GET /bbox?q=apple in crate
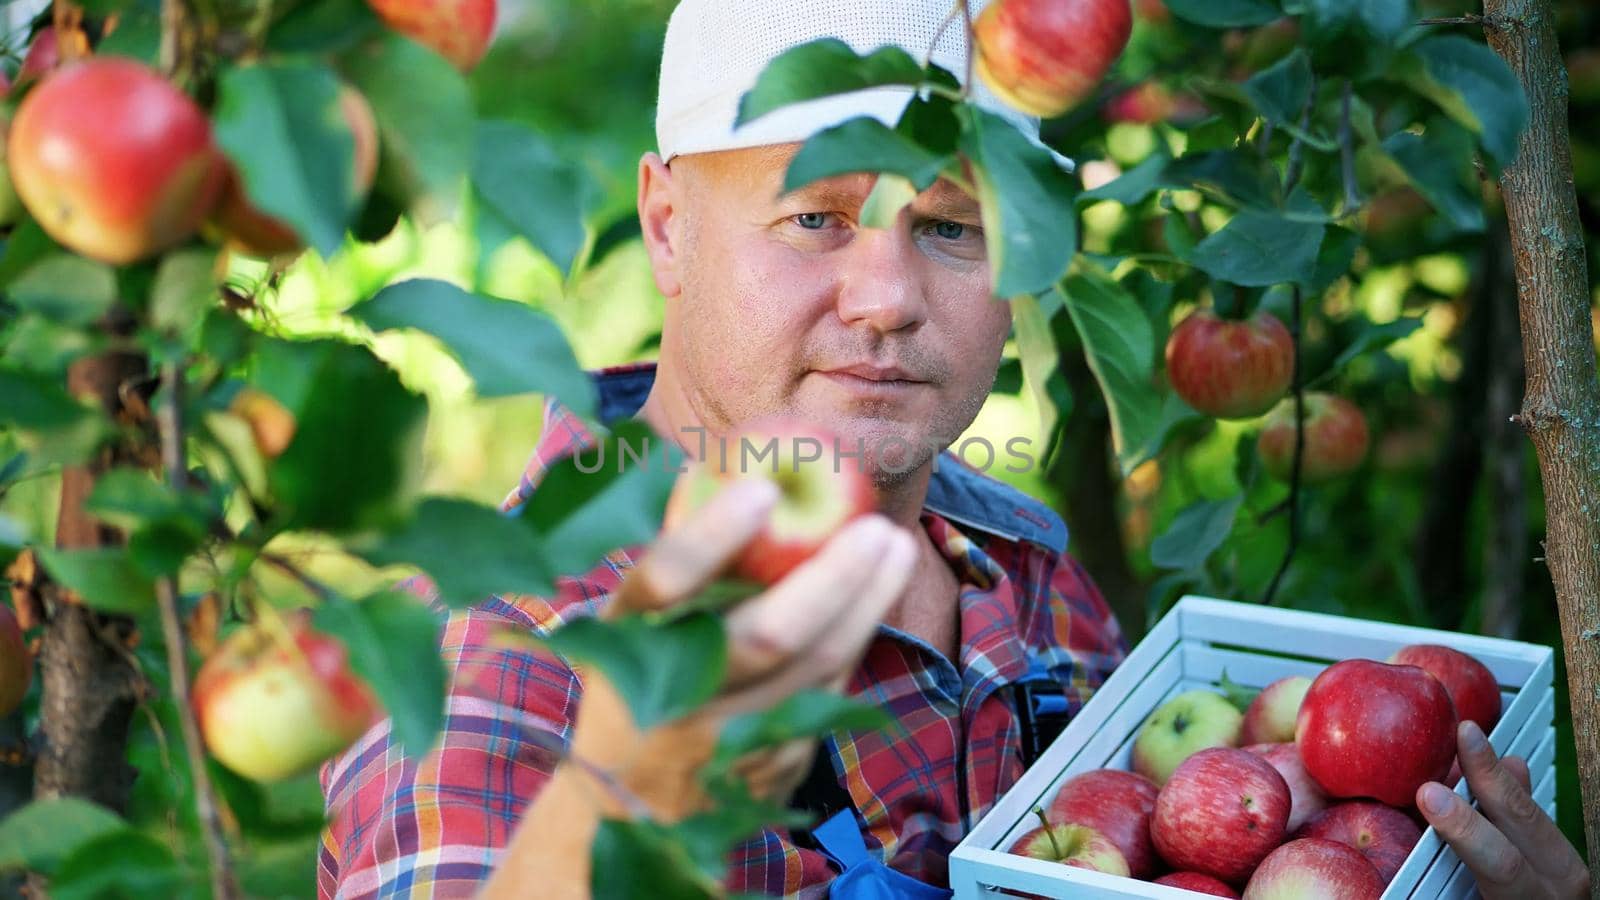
[1244,743,1329,832]
[1295,659,1456,807]
[1153,872,1241,897]
[1239,675,1311,745]
[1047,769,1160,878]
[1242,838,1384,900]
[1008,808,1130,876]
[1151,748,1290,885]
[1294,801,1421,885]
[1388,643,1502,733]
[1132,689,1243,786]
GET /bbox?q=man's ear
[637,152,684,299]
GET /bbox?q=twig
[153,361,239,900]
[1282,80,1315,195]
[260,552,335,602]
[960,0,974,99]
[1418,14,1496,26]
[921,0,963,70]
[1263,284,1305,607]
[1338,80,1362,215]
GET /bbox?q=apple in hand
[193,610,382,782]
[8,58,226,264]
[1154,872,1240,897]
[1244,743,1329,832]
[1240,675,1311,745]
[1295,659,1456,807]
[1165,309,1294,420]
[974,0,1132,118]
[1295,801,1421,885]
[1388,644,1501,734]
[1257,393,1369,484]
[1047,769,1160,878]
[0,603,30,717]
[663,418,877,586]
[1132,689,1243,786]
[1009,808,1130,876]
[366,0,497,71]
[1242,838,1384,900]
[1151,747,1290,885]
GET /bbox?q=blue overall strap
[812,810,955,900]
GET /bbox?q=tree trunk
[1481,0,1600,882]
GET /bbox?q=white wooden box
[949,595,1557,899]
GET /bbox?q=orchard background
[0,0,1596,896]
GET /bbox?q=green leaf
[471,120,596,276]
[84,468,210,535]
[353,279,597,414]
[0,798,128,875]
[784,117,951,193]
[313,592,446,758]
[673,780,812,879]
[858,173,918,231]
[255,339,427,534]
[711,691,890,772]
[1187,209,1325,287]
[8,255,116,325]
[1311,316,1423,385]
[958,107,1078,298]
[1150,495,1244,571]
[1305,225,1360,294]
[0,316,99,376]
[1162,0,1283,28]
[1382,127,1486,232]
[0,369,109,465]
[0,222,60,290]
[1162,151,1281,210]
[737,39,935,125]
[543,614,726,731]
[268,0,384,54]
[1402,35,1528,170]
[1296,0,1412,76]
[50,830,185,900]
[33,548,155,613]
[212,61,357,257]
[355,498,562,603]
[1218,669,1260,713]
[149,249,221,339]
[1243,49,1323,145]
[1012,294,1069,454]
[1080,148,1171,206]
[1059,274,1163,475]
[592,818,722,900]
[344,35,474,218]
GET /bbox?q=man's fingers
[1501,755,1532,793]
[1453,721,1580,881]
[608,478,778,617]
[1418,781,1540,895]
[722,516,911,686]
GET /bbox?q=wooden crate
[949,596,1556,899]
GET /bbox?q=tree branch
[1339,80,1362,215]
[1263,284,1305,607]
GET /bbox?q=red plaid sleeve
[1039,552,1128,713]
[318,598,581,900]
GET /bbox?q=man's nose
[834,226,928,333]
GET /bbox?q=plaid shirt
[319,363,1127,899]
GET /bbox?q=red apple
[193,610,382,782]
[1256,393,1369,483]
[1103,82,1208,125]
[1244,743,1330,832]
[1242,838,1384,900]
[366,0,497,72]
[974,0,1132,118]
[14,26,81,87]
[1132,689,1243,786]
[1154,872,1240,897]
[663,418,877,586]
[1295,801,1421,885]
[1239,675,1311,746]
[212,84,380,258]
[1009,809,1130,876]
[1388,644,1501,734]
[1151,747,1290,885]
[0,603,31,717]
[1047,769,1161,878]
[1295,659,1456,807]
[1165,309,1294,420]
[9,58,226,264]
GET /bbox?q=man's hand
[568,478,918,821]
[1417,720,1590,899]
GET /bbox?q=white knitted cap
[654,0,1043,162]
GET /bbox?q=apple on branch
[1131,689,1243,786]
[974,0,1132,118]
[1241,837,1384,900]
[365,0,497,72]
[1151,747,1291,885]
[1165,309,1295,420]
[1387,644,1502,734]
[193,611,382,782]
[1294,659,1456,807]
[1257,393,1370,484]
[1046,769,1161,878]
[1294,800,1422,885]
[1008,808,1130,877]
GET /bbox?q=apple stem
[959,0,973,98]
[1032,807,1063,858]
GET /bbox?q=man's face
[644,143,1012,486]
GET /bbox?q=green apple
[1131,689,1243,786]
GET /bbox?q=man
[319,1,1590,897]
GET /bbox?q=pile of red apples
[1010,645,1501,899]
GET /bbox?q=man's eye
[932,221,967,240]
[794,212,830,230]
